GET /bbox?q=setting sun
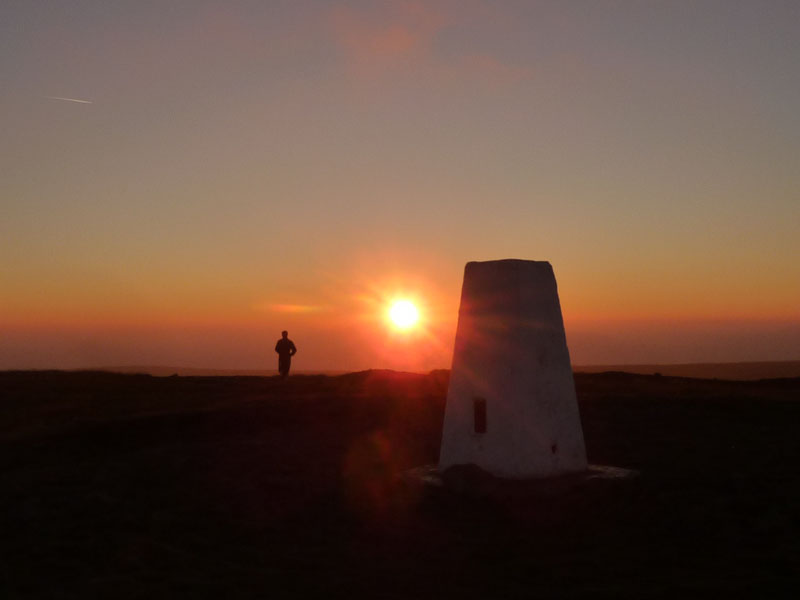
[388,300,419,330]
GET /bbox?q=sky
[2,0,799,372]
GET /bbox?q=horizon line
[3,360,800,381]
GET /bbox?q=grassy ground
[1,370,798,598]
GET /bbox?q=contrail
[45,96,93,104]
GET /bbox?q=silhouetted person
[275,330,297,379]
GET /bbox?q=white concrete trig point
[439,259,588,479]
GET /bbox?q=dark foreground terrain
[1,370,799,598]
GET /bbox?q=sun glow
[388,299,419,330]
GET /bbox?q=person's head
[281,330,288,339]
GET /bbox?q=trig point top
[439,259,587,479]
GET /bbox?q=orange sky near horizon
[3,251,798,371]
[2,1,799,371]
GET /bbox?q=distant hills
[573,361,800,380]
[73,361,800,380]
[79,366,347,377]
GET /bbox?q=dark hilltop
[1,369,799,598]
